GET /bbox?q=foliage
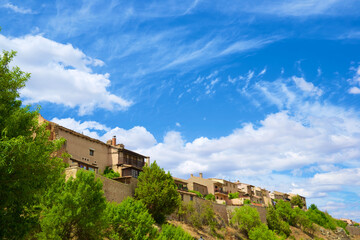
[38,170,107,240]
[267,205,291,237]
[156,224,193,240]
[306,204,337,230]
[103,166,120,179]
[290,195,304,209]
[244,199,251,204]
[0,49,65,239]
[135,161,180,224]
[248,224,280,240]
[205,193,216,201]
[105,197,157,240]
[293,207,314,234]
[189,190,203,198]
[229,192,240,199]
[354,223,359,227]
[230,205,262,236]
[274,200,297,226]
[181,200,217,231]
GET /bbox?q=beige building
[39,115,149,179]
[188,173,228,204]
[173,177,197,202]
[288,193,307,210]
[270,191,290,202]
[187,181,208,196]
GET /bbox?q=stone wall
[65,167,136,203]
[347,226,360,236]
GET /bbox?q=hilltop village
[39,115,306,209]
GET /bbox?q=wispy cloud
[2,2,33,14]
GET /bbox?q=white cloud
[349,87,360,94]
[2,2,33,14]
[292,76,323,96]
[258,67,267,76]
[311,168,360,186]
[176,122,181,127]
[0,34,132,115]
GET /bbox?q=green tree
[266,205,291,237]
[135,161,181,223]
[230,205,262,236]
[103,166,120,179]
[248,224,280,240]
[156,224,193,240]
[244,199,251,204]
[105,197,157,240]
[0,49,65,239]
[290,194,304,209]
[38,170,107,239]
[205,193,215,201]
[229,192,240,199]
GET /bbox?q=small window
[190,196,193,201]
[89,149,94,156]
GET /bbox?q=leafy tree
[0,49,65,239]
[248,224,280,240]
[38,170,107,239]
[267,205,291,237]
[205,193,215,201]
[156,224,193,240]
[231,205,262,236]
[274,200,297,226]
[229,192,240,199]
[306,204,337,230]
[105,197,157,240]
[135,161,181,223]
[244,199,251,204]
[290,194,304,209]
[103,166,120,179]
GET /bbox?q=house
[288,193,307,210]
[270,191,290,202]
[187,173,228,204]
[187,181,208,196]
[39,115,149,179]
[173,177,197,202]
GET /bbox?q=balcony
[215,189,228,195]
[118,157,145,168]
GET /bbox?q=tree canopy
[0,49,65,239]
[135,161,181,224]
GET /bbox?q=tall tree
[135,161,181,224]
[38,170,107,239]
[0,49,65,238]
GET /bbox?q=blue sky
[1,0,360,221]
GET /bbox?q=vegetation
[156,224,193,240]
[189,190,203,198]
[0,49,66,239]
[248,224,280,240]
[205,193,215,201]
[290,194,304,209]
[38,170,107,239]
[306,204,347,232]
[229,192,240,199]
[103,166,120,179]
[244,199,251,204]
[105,197,157,240]
[135,161,181,224]
[266,205,291,237]
[231,205,262,236]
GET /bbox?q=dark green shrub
[229,192,240,199]
[103,166,120,179]
[267,205,291,237]
[306,204,336,230]
[244,199,251,204]
[205,193,215,201]
[290,195,304,209]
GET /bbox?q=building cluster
[40,115,306,208]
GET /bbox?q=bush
[354,223,359,227]
[267,205,291,237]
[231,205,262,236]
[183,200,217,231]
[249,224,280,240]
[103,166,120,179]
[306,204,337,230]
[189,190,203,198]
[104,197,157,240]
[205,193,215,201]
[244,199,251,204]
[290,195,304,209]
[156,224,193,240]
[229,192,240,199]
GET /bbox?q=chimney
[112,136,116,146]
[199,173,203,178]
[145,156,150,166]
[191,174,193,177]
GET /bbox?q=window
[89,149,94,156]
[190,196,193,201]
[131,169,139,178]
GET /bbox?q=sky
[1,0,360,221]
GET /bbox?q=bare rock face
[334,227,350,240]
[319,227,350,240]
